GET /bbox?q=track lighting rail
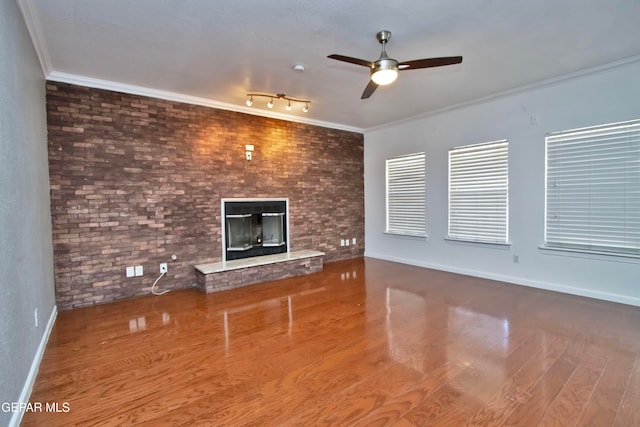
[246,92,310,112]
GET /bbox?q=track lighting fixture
[245,92,310,113]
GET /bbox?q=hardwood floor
[23,257,640,426]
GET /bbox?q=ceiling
[20,0,640,131]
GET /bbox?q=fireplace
[222,198,288,261]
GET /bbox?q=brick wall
[46,82,364,310]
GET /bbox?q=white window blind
[386,152,426,237]
[545,119,640,256]
[448,140,509,244]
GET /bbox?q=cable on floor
[151,272,170,296]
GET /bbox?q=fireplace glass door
[262,213,285,246]
[226,214,252,251]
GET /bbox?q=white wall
[364,59,640,306]
[0,0,56,425]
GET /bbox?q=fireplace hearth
[222,199,288,261]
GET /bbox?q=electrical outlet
[345,239,350,246]
[340,239,345,247]
[126,266,135,278]
[352,238,356,245]
[135,265,143,276]
[160,263,168,273]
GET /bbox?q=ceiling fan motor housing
[371,30,399,85]
[372,58,399,74]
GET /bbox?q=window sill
[538,245,640,263]
[384,231,428,240]
[444,236,511,249]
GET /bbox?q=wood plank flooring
[22,257,640,426]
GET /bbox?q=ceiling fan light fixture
[371,59,399,85]
[302,102,309,113]
[267,98,274,108]
[285,100,292,111]
[371,68,398,85]
[246,96,253,107]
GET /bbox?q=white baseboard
[364,251,640,307]
[9,304,57,427]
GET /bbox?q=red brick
[47,82,364,310]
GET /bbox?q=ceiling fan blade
[328,54,373,68]
[398,56,463,70]
[361,80,378,99]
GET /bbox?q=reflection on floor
[23,257,640,426]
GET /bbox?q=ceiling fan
[328,30,462,99]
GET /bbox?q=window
[386,152,426,237]
[545,119,640,257]
[448,140,509,244]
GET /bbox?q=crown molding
[15,0,362,134]
[46,72,363,134]
[367,54,640,133]
[17,0,53,75]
